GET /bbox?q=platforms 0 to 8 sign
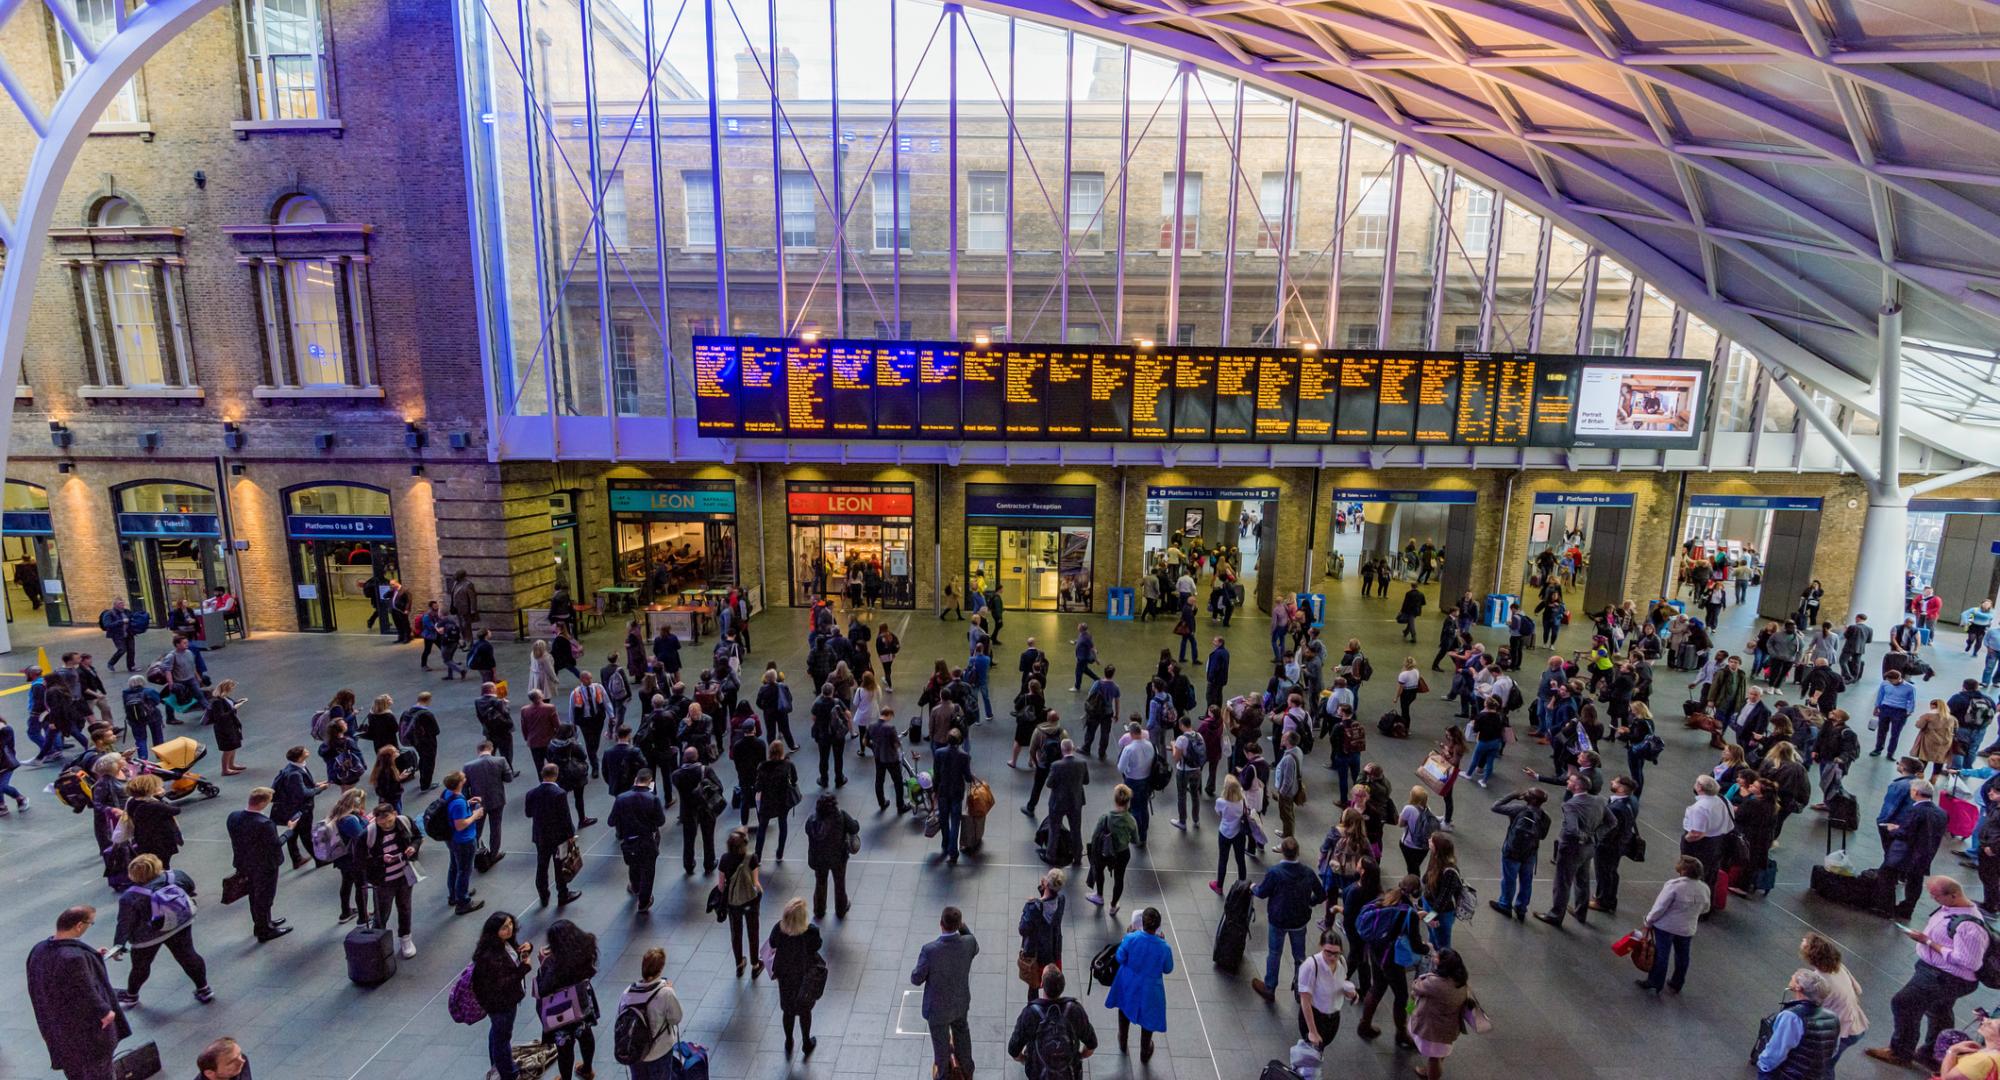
[691,336,1707,450]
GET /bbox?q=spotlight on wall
[222,421,245,451]
[229,463,247,476]
[448,431,471,450]
[1301,342,1318,353]
[404,422,428,450]
[801,331,819,344]
[56,461,74,474]
[314,432,336,452]
[973,333,990,348]
[1137,339,1155,350]
[410,464,426,477]
[48,421,71,449]
[137,431,161,451]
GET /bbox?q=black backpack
[1084,686,1111,721]
[1180,733,1207,769]
[1028,999,1080,1075]
[1088,943,1120,992]
[612,984,665,1065]
[1038,733,1063,770]
[420,793,456,842]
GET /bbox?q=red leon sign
[788,490,915,517]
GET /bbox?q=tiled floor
[0,568,1968,1079]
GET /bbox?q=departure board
[689,336,1707,449]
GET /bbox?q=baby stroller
[902,750,934,818]
[134,737,222,803]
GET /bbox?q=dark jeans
[876,759,908,811]
[339,863,370,922]
[1089,849,1130,905]
[1125,774,1152,842]
[813,862,849,917]
[1217,829,1249,889]
[488,1005,519,1080]
[447,838,476,906]
[535,842,570,902]
[1176,768,1203,824]
[551,1025,595,1080]
[816,737,846,786]
[1874,707,1911,755]
[928,1016,973,1076]
[1889,961,1976,1059]
[374,875,414,937]
[1026,766,1051,815]
[1643,929,1692,990]
[682,816,716,874]
[108,633,137,671]
[1498,856,1532,912]
[756,809,789,861]
[940,801,965,859]
[728,905,760,964]
[626,843,659,907]
[1593,847,1623,912]
[126,930,207,994]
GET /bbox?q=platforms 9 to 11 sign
[693,336,1709,451]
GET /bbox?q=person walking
[1018,870,1067,1003]
[225,787,293,943]
[1354,875,1428,1049]
[1212,773,1252,893]
[525,764,583,907]
[463,742,510,871]
[271,747,327,869]
[1866,876,1991,1069]
[1409,949,1474,1080]
[670,746,721,876]
[535,920,601,1080]
[362,801,421,958]
[1420,834,1465,950]
[809,683,851,789]
[616,947,685,1080]
[1635,855,1712,994]
[1072,624,1100,693]
[718,827,765,978]
[1169,716,1206,830]
[108,854,211,1006]
[1116,723,1156,847]
[934,731,975,864]
[28,906,130,1080]
[754,741,800,862]
[770,898,826,1058]
[1296,930,1357,1053]
[439,771,486,916]
[1251,835,1326,1002]
[546,723,597,828]
[912,905,981,1076]
[869,707,908,814]
[470,914,534,1080]
[1085,785,1139,915]
[608,767,666,912]
[804,791,859,919]
[1874,668,1919,757]
[1009,966,1098,1078]
[1104,907,1174,1062]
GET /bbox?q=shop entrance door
[122,538,225,622]
[970,527,1092,612]
[790,523,915,607]
[2,535,69,627]
[291,541,400,632]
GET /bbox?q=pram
[134,737,222,803]
[901,750,934,818]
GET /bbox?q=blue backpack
[666,1040,709,1079]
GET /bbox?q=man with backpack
[1082,668,1119,760]
[429,771,484,915]
[608,768,667,912]
[670,746,722,876]
[474,684,517,779]
[1864,876,1992,1069]
[225,788,294,942]
[1534,772,1607,928]
[1170,716,1206,830]
[1008,966,1097,1079]
[1206,638,1230,710]
[1949,680,1996,770]
[271,747,327,869]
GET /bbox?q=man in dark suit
[28,906,129,1080]
[524,764,581,905]
[670,746,720,875]
[388,581,413,643]
[462,741,510,868]
[932,731,974,865]
[226,788,293,941]
[270,747,325,869]
[1734,685,1774,745]
[910,906,980,1078]
[1018,639,1045,695]
[600,725,646,798]
[1047,739,1090,865]
[1205,638,1230,709]
[1882,779,1951,921]
[608,768,668,912]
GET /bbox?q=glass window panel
[780,172,818,250]
[1680,315,1719,361]
[1436,175,1491,352]
[243,0,325,120]
[1335,131,1393,347]
[682,170,716,248]
[955,7,1010,338]
[1010,19,1068,342]
[106,262,168,387]
[1389,156,1443,348]
[286,258,346,385]
[1538,227,1589,353]
[1063,34,1123,343]
[1223,87,1289,347]
[602,169,628,248]
[1633,284,1676,357]
[1279,109,1341,345]
[1713,342,1760,432]
[1488,203,1541,350]
[1158,171,1202,250]
[871,171,912,251]
[896,0,952,340]
[837,0,894,334]
[610,322,640,415]
[1589,256,1633,353]
[775,0,834,334]
[1763,373,1799,432]
[710,0,780,333]
[1119,51,1180,345]
[967,172,1006,251]
[58,0,139,122]
[1170,71,1229,345]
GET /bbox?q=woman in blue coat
[1104,906,1174,1062]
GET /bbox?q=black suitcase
[1826,793,1860,832]
[345,924,398,985]
[1213,881,1255,969]
[1259,1064,1304,1080]
[113,1042,162,1080]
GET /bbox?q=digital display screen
[689,336,1707,449]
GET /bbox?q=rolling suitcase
[1825,793,1860,832]
[346,922,398,985]
[1753,858,1778,896]
[959,811,986,854]
[1213,880,1255,970]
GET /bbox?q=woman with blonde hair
[324,787,372,924]
[527,639,557,699]
[1397,787,1436,876]
[1913,698,1956,779]
[121,772,181,868]
[206,679,246,775]
[767,897,825,1058]
[1211,773,1251,894]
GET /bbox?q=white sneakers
[400,936,417,959]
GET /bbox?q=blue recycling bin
[1485,593,1519,628]
[1295,592,1326,628]
[1107,587,1134,621]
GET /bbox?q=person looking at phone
[471,912,535,1080]
[1865,876,1989,1070]
[442,771,485,916]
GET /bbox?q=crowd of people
[19,551,2000,1080]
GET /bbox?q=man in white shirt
[1117,723,1157,847]
[1679,775,1734,891]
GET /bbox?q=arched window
[95,199,168,387]
[237,195,378,394]
[277,197,346,385]
[57,197,197,394]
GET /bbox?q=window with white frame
[1068,172,1105,250]
[222,194,378,392]
[1460,187,1493,256]
[275,197,346,385]
[104,261,168,386]
[1158,173,1200,251]
[1351,182,1390,255]
[611,322,640,415]
[1255,172,1297,250]
[1346,323,1378,348]
[682,171,716,249]
[61,197,198,391]
[240,0,328,121]
[780,172,816,248]
[968,172,1006,252]
[602,170,629,247]
[55,0,140,123]
[1453,325,1480,351]
[1588,327,1622,355]
[873,172,912,252]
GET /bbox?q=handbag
[758,938,777,972]
[537,980,597,1034]
[1416,676,1431,694]
[1017,949,1042,987]
[221,871,251,906]
[1462,1002,1494,1035]
[556,837,582,883]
